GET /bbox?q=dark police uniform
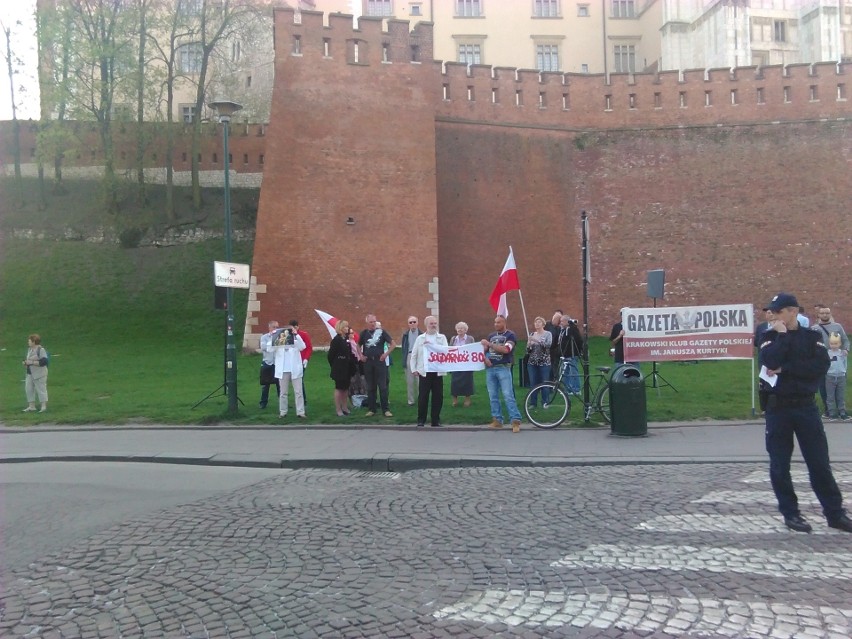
[759,309,847,526]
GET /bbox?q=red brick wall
[0,121,268,173]
[250,9,440,342]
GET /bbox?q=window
[534,0,559,17]
[178,0,202,17]
[612,0,635,18]
[246,75,252,88]
[613,44,635,72]
[180,104,197,123]
[458,43,481,66]
[577,4,589,17]
[231,40,241,63]
[366,0,393,16]
[178,43,203,73]
[536,44,559,71]
[580,63,589,73]
[774,20,786,43]
[456,0,482,17]
[410,3,422,15]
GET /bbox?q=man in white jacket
[409,316,448,428]
[273,326,307,419]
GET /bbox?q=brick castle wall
[246,10,440,348]
[248,8,851,346]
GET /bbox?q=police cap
[766,292,799,313]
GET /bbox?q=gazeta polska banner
[622,303,754,362]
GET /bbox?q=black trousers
[364,358,389,412]
[417,372,444,426]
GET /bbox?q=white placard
[213,261,251,289]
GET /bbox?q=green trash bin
[609,364,647,436]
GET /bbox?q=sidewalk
[2,420,852,470]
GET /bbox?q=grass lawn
[0,236,781,426]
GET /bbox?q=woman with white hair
[450,321,475,407]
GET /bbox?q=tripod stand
[192,312,245,409]
[647,297,678,393]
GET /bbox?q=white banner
[622,303,754,362]
[424,342,487,373]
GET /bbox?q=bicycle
[524,358,612,428]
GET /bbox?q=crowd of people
[256,310,592,433]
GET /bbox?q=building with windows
[661,0,852,71]
[351,0,852,76]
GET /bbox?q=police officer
[759,292,852,533]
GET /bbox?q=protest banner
[623,303,754,362]
[423,342,487,373]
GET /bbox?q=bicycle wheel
[525,383,570,429]
[595,384,611,424]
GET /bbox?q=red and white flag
[488,248,521,318]
[314,309,339,339]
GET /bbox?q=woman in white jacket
[273,327,307,419]
[408,316,448,428]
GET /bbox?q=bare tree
[2,19,24,206]
[188,0,261,210]
[146,0,198,219]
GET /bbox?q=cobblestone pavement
[2,463,851,638]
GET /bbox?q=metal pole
[581,210,590,413]
[222,117,238,415]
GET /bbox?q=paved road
[1,462,851,638]
[0,463,281,571]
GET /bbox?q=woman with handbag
[23,334,49,413]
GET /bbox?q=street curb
[0,453,819,471]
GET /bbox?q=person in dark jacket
[759,292,852,534]
[558,315,583,393]
[328,320,355,417]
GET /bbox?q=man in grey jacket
[812,306,849,417]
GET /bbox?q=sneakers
[384,410,393,418]
[841,414,851,421]
[488,419,503,429]
[828,514,852,533]
[22,407,36,412]
[784,514,813,533]
[365,411,375,417]
[826,415,838,422]
[511,419,521,433]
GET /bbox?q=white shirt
[409,331,449,376]
[273,333,306,379]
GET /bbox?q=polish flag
[488,248,521,318]
[314,309,339,339]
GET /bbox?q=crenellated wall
[435,61,849,129]
[245,9,441,350]
[245,8,852,349]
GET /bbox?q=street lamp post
[211,99,243,415]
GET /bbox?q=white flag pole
[509,245,531,337]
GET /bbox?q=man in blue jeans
[481,314,522,433]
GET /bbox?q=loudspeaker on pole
[214,285,228,309]
[647,269,665,299]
